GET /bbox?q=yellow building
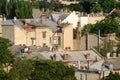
[1,19,73,50]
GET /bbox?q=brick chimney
[53,54,56,60]
[63,54,68,60]
[106,52,110,59]
[113,53,116,58]
[85,32,89,50]
[85,53,90,60]
[78,61,81,69]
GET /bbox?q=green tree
[6,0,16,19]
[31,60,76,80]
[73,28,77,39]
[90,3,102,13]
[15,0,32,19]
[95,41,114,57]
[83,24,93,33]
[0,70,10,80]
[116,42,120,57]
[9,58,33,80]
[0,0,7,15]
[90,16,120,38]
[108,72,120,80]
[68,3,84,12]
[0,37,14,70]
[98,0,117,13]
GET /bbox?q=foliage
[0,70,10,80]
[0,37,14,66]
[81,1,92,13]
[6,0,16,19]
[95,41,114,57]
[98,0,117,13]
[73,28,77,39]
[90,3,102,13]
[15,0,32,19]
[67,3,84,12]
[116,42,120,57]
[9,58,33,80]
[108,72,120,80]
[83,24,93,33]
[31,60,76,80]
[90,16,120,38]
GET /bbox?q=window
[42,31,46,38]
[31,37,36,45]
[53,36,61,46]
[49,37,51,44]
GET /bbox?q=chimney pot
[53,54,56,60]
[63,54,68,60]
[85,53,90,60]
[107,52,110,59]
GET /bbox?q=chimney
[113,53,116,58]
[40,14,46,23]
[77,21,81,40]
[77,21,81,50]
[14,16,17,20]
[95,56,99,62]
[87,60,90,69]
[85,53,90,60]
[53,54,56,60]
[85,32,89,50]
[118,54,120,57]
[63,54,68,60]
[78,61,81,69]
[106,52,110,59]
[109,63,113,71]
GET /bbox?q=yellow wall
[88,16,105,24]
[14,25,26,45]
[63,24,73,50]
[2,25,14,43]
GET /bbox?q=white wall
[62,11,79,28]
[80,16,88,30]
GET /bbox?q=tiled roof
[106,58,120,70]
[91,60,109,71]
[113,10,120,13]
[42,19,58,31]
[2,20,14,26]
[1,18,58,31]
[51,12,70,22]
[39,50,101,62]
[2,20,24,26]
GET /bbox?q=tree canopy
[0,37,14,66]
[31,60,76,80]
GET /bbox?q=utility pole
[98,29,100,52]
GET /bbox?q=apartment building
[1,18,73,50]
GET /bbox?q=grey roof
[42,19,58,31]
[51,12,70,22]
[13,20,24,26]
[30,18,58,31]
[2,20,14,26]
[39,50,101,62]
[1,19,58,31]
[51,12,62,22]
[2,20,24,26]
[106,58,120,70]
[90,60,109,71]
